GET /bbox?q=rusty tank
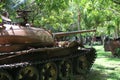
[104,37,120,56]
[0,10,97,80]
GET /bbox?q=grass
[87,45,120,80]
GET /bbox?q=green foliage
[0,1,5,11]
[0,19,1,23]
[36,0,69,11]
[38,10,74,32]
[1,0,120,35]
[0,2,4,23]
[87,45,120,80]
[112,0,120,4]
[115,48,120,56]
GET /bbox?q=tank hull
[0,45,96,80]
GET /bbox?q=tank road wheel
[40,62,58,80]
[0,70,12,80]
[16,66,39,80]
[58,60,73,80]
[74,55,88,74]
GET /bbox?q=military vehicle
[0,10,96,80]
[104,37,120,56]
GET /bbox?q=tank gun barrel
[53,29,96,37]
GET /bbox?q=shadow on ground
[86,69,107,80]
[74,45,120,80]
[86,45,120,80]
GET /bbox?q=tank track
[0,47,96,80]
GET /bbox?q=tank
[104,37,120,56]
[0,10,97,80]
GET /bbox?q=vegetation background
[0,0,120,38]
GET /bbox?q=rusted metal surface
[0,46,77,65]
[53,29,96,37]
[0,24,54,52]
[104,38,120,56]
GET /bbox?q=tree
[0,0,120,37]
